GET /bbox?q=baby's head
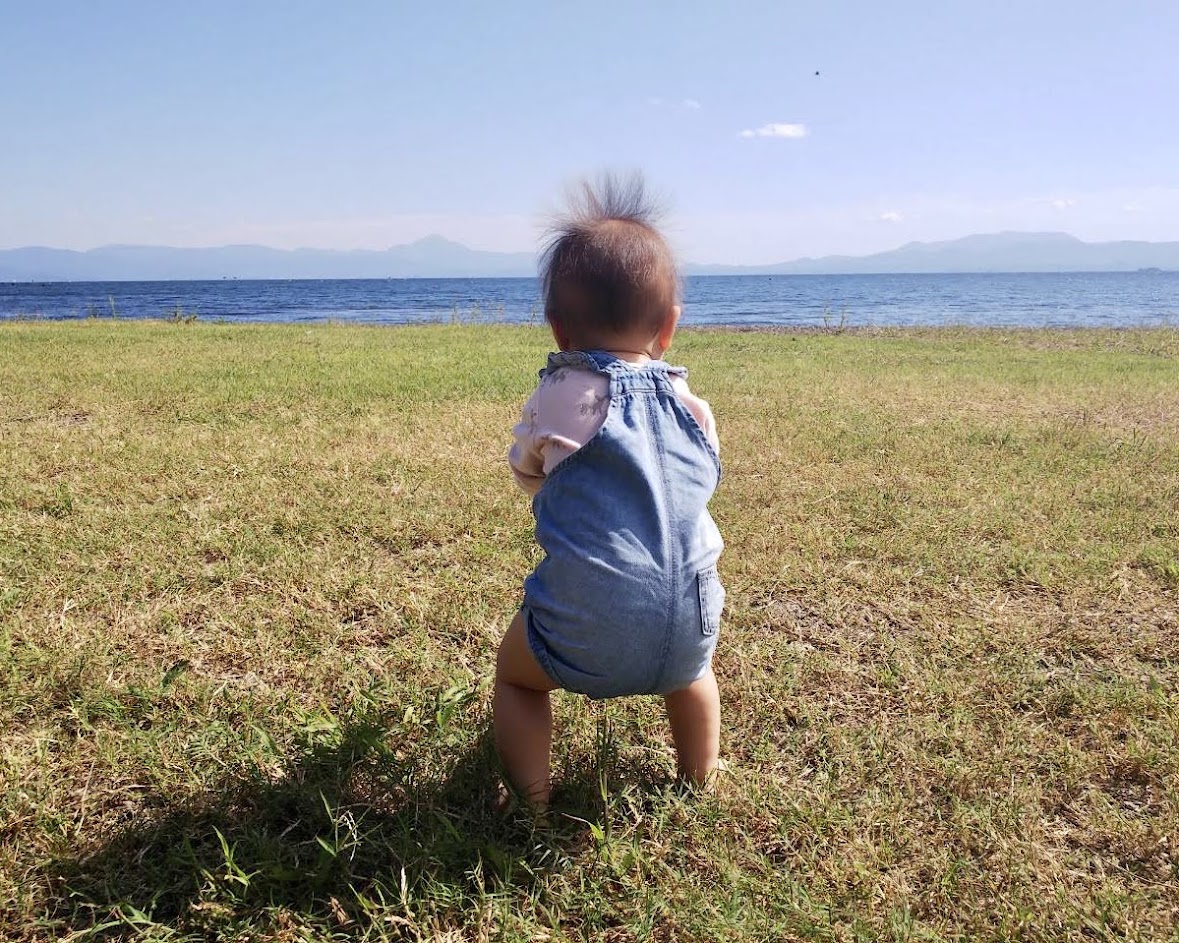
[539,174,680,357]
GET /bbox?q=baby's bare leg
[494,611,558,808]
[663,667,720,785]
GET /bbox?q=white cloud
[647,96,663,107]
[1124,201,1144,213]
[739,122,808,139]
[1050,198,1075,210]
[682,98,701,110]
[879,211,904,223]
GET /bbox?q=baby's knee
[496,612,556,691]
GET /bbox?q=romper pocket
[697,566,725,636]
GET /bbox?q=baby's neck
[601,346,654,364]
[569,336,661,363]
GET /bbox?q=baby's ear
[657,305,681,355]
[550,319,573,351]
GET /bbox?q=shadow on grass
[45,709,616,936]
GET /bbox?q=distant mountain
[683,231,1179,275]
[0,236,536,281]
[2,231,1178,281]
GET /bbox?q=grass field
[1,321,1177,941]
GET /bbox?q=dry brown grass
[1,321,1176,940]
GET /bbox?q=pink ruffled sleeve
[508,367,611,495]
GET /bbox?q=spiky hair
[539,173,679,340]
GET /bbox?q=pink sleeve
[507,368,611,495]
[508,387,546,495]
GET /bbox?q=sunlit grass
[2,321,1177,940]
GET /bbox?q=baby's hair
[539,172,679,341]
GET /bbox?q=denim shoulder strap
[539,349,614,380]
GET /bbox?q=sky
[2,1,1178,265]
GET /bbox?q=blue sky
[2,1,1177,264]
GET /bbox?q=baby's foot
[493,779,550,819]
[676,758,731,796]
[493,780,518,816]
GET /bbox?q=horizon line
[6,227,1179,257]
[3,230,1179,280]
[5,269,1176,286]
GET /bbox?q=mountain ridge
[684,231,1179,275]
[2,232,1177,280]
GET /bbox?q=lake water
[1,272,1176,329]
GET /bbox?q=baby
[495,175,725,808]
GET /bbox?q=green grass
[1,321,1177,941]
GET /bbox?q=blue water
[1,272,1176,329]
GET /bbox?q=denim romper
[522,350,725,699]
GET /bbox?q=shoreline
[3,316,1178,336]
